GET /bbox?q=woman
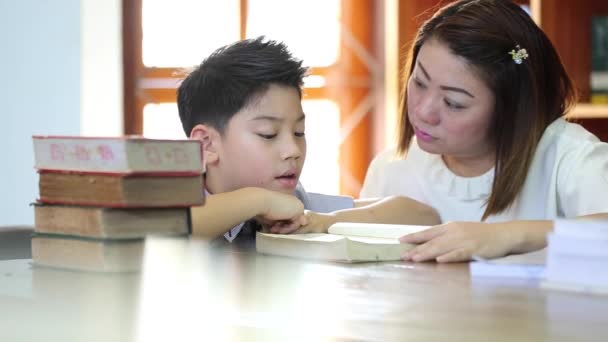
[361,0,608,262]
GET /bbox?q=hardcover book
[33,135,204,174]
[31,234,145,272]
[34,204,190,239]
[38,171,204,207]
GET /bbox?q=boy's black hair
[177,36,309,136]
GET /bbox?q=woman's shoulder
[542,118,602,149]
[537,118,608,173]
[368,144,425,179]
[372,139,424,165]
[370,147,399,165]
[360,141,431,198]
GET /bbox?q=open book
[256,222,430,263]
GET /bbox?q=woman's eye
[444,99,464,110]
[413,78,426,88]
[295,132,305,137]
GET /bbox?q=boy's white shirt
[224,222,246,242]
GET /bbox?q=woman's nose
[415,94,440,126]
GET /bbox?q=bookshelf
[530,0,608,139]
[395,0,608,141]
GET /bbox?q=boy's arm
[270,196,441,234]
[190,187,305,238]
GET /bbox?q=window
[124,0,377,196]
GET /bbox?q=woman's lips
[414,126,435,142]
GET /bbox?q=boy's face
[208,84,306,195]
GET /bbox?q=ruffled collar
[425,152,495,201]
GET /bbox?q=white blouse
[360,118,608,223]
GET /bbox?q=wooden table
[1,236,607,341]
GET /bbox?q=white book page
[257,233,344,242]
[554,219,608,239]
[346,236,401,244]
[328,222,430,239]
[473,249,546,265]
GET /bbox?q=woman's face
[407,38,496,163]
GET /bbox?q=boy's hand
[256,190,304,226]
[261,215,308,234]
[269,210,337,234]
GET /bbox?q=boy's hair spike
[177,36,309,136]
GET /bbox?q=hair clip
[508,45,529,64]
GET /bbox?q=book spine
[125,139,204,173]
[37,169,203,177]
[33,137,203,173]
[34,137,128,172]
[37,197,202,208]
[591,16,608,99]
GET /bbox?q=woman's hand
[399,221,519,263]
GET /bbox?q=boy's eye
[257,133,277,140]
[295,132,305,137]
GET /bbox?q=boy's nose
[281,136,303,160]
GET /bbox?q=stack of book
[469,249,546,280]
[543,220,608,295]
[31,136,205,272]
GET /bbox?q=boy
[177,37,439,242]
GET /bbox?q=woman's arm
[400,213,608,263]
[270,196,441,234]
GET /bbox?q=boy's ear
[190,124,221,165]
